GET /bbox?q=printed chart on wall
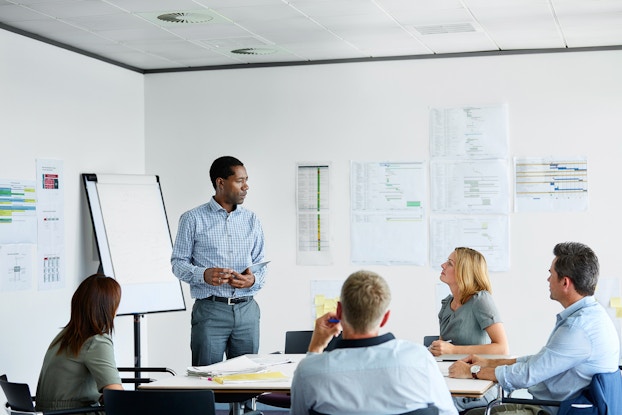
[311,280,343,325]
[429,215,509,272]
[514,157,588,212]
[430,159,510,213]
[36,159,65,290]
[0,179,37,292]
[350,161,427,266]
[428,103,510,271]
[296,163,331,265]
[429,104,509,159]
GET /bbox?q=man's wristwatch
[470,364,481,379]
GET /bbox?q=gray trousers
[190,297,260,366]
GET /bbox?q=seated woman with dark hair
[35,274,124,412]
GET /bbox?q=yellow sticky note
[616,308,622,319]
[212,371,287,384]
[610,297,622,308]
[314,295,325,305]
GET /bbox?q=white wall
[0,29,144,397]
[1,25,621,398]
[144,50,622,376]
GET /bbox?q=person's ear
[336,301,343,319]
[379,310,391,327]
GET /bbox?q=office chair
[484,370,622,415]
[309,403,439,415]
[284,330,314,354]
[103,389,263,415]
[423,335,439,348]
[1,374,102,415]
[256,330,342,409]
[284,330,341,354]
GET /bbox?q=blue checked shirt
[495,296,619,414]
[171,197,266,299]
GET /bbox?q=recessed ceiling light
[414,23,477,35]
[157,12,214,24]
[231,47,278,55]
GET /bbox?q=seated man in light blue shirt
[448,242,620,415]
[290,270,458,415]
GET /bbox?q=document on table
[188,355,264,377]
[187,354,292,377]
[437,361,451,376]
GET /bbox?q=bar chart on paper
[514,157,588,212]
[296,164,331,265]
[350,161,427,266]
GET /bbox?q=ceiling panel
[0,0,621,72]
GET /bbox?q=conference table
[140,354,496,414]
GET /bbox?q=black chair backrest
[309,403,439,415]
[284,331,341,354]
[103,389,216,415]
[0,375,36,412]
[284,331,313,353]
[423,336,439,347]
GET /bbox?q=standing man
[448,242,619,415]
[171,156,266,368]
[290,270,458,415]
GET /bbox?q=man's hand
[448,360,473,378]
[229,270,255,289]
[308,312,342,353]
[448,354,501,382]
[203,268,233,286]
[462,354,490,367]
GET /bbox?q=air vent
[138,10,227,26]
[231,48,278,55]
[157,12,214,24]
[414,23,476,35]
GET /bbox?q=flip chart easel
[82,173,186,374]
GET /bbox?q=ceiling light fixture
[414,23,476,35]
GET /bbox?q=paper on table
[437,361,451,377]
[212,371,288,384]
[249,355,294,367]
[187,355,265,377]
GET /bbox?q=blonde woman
[430,247,509,412]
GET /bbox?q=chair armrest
[502,397,561,407]
[117,367,176,376]
[485,396,561,415]
[116,367,176,385]
[120,377,156,384]
[42,406,105,415]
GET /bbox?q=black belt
[206,295,252,305]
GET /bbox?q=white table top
[140,353,495,397]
